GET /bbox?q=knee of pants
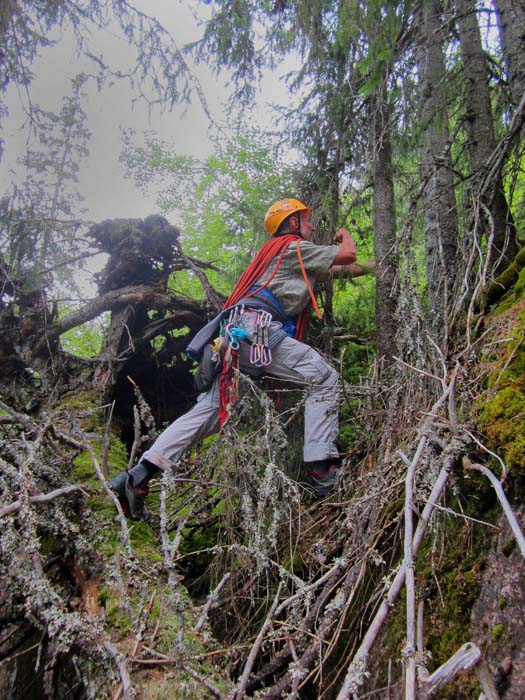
[307,363,340,396]
[318,364,340,387]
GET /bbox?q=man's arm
[321,227,375,278]
[331,260,376,278]
[332,228,357,265]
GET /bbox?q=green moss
[498,596,508,610]
[492,624,504,642]
[72,433,129,485]
[476,387,525,476]
[385,498,493,698]
[484,247,525,308]
[140,670,232,699]
[384,497,404,516]
[514,266,525,300]
[283,554,304,575]
[104,597,132,634]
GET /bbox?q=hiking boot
[307,460,339,498]
[109,471,150,521]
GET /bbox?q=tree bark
[369,75,399,369]
[417,0,459,345]
[494,0,525,108]
[456,0,519,274]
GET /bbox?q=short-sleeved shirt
[254,240,339,317]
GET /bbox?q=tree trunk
[417,0,459,346]
[456,0,519,274]
[494,0,525,108]
[369,77,399,369]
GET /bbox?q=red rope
[223,235,301,309]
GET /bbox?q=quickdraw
[249,310,272,367]
[219,305,245,426]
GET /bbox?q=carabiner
[260,345,272,366]
[250,343,261,365]
[225,324,240,350]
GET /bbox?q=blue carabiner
[227,326,249,351]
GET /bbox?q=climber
[109,198,375,519]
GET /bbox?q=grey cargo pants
[142,335,340,470]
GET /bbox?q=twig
[274,557,348,618]
[260,559,368,699]
[495,331,525,386]
[465,460,525,559]
[462,429,508,481]
[416,599,425,656]
[80,435,133,558]
[101,401,115,480]
[194,572,231,633]
[401,438,426,700]
[288,640,301,699]
[335,452,455,700]
[475,661,501,700]
[232,582,283,700]
[427,501,500,529]
[104,640,132,700]
[0,399,36,428]
[181,663,227,699]
[0,484,88,517]
[128,405,142,470]
[113,590,158,700]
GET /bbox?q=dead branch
[172,237,224,312]
[232,582,283,700]
[105,640,132,700]
[400,438,426,700]
[77,431,133,558]
[0,399,36,428]
[334,334,366,344]
[419,642,481,698]
[0,484,88,517]
[34,283,204,353]
[261,559,368,699]
[465,459,525,560]
[101,401,115,480]
[245,559,352,693]
[335,450,456,700]
[194,572,231,634]
[475,661,501,700]
[181,663,227,699]
[113,591,158,700]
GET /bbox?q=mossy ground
[383,482,498,698]
[473,298,525,477]
[380,275,525,698]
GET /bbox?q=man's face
[300,211,315,241]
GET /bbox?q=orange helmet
[264,198,311,235]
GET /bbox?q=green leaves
[122,122,299,296]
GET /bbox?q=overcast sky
[2,0,297,223]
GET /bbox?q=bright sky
[2,0,298,222]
